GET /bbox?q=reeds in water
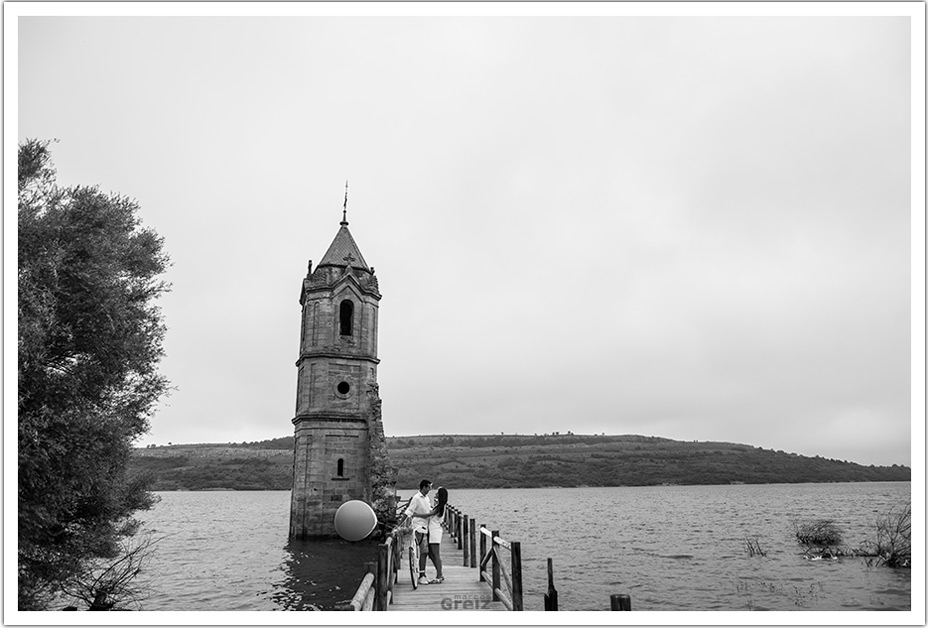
[744,537,767,557]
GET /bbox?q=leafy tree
[18,139,170,610]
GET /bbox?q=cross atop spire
[318,184,370,271]
[341,180,349,226]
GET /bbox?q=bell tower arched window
[339,300,354,336]
[337,458,345,477]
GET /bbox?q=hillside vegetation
[130,434,910,491]
[131,445,292,491]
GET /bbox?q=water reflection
[271,538,378,610]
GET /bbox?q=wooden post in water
[511,541,523,611]
[610,594,631,611]
[490,530,501,602]
[544,557,558,610]
[478,525,487,582]
[374,544,390,611]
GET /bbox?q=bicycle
[395,504,424,589]
[409,529,422,589]
[393,524,419,589]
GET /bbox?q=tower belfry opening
[339,300,354,336]
[289,199,384,539]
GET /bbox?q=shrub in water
[793,519,843,547]
[861,502,911,568]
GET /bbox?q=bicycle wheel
[409,545,418,589]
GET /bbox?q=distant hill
[130,433,910,491]
[130,443,292,491]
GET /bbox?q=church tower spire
[341,180,348,226]
[289,195,382,539]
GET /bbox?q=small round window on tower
[337,381,351,395]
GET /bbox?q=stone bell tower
[289,197,383,538]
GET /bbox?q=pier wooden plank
[388,534,506,611]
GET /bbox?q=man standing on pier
[404,479,433,587]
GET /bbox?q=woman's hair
[435,486,448,517]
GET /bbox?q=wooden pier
[346,502,631,612]
[347,504,523,611]
[388,533,507,611]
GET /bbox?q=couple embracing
[403,479,448,586]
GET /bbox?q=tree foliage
[18,139,170,610]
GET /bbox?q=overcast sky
[13,5,922,467]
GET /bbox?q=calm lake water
[137,482,910,611]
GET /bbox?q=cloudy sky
[12,4,922,467]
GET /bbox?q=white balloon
[334,500,378,542]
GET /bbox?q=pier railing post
[478,525,487,582]
[511,541,523,611]
[386,538,395,600]
[468,518,477,568]
[375,543,389,611]
[491,530,501,602]
[544,557,558,610]
[456,511,463,550]
[462,516,470,566]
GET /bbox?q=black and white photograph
[7,2,924,623]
